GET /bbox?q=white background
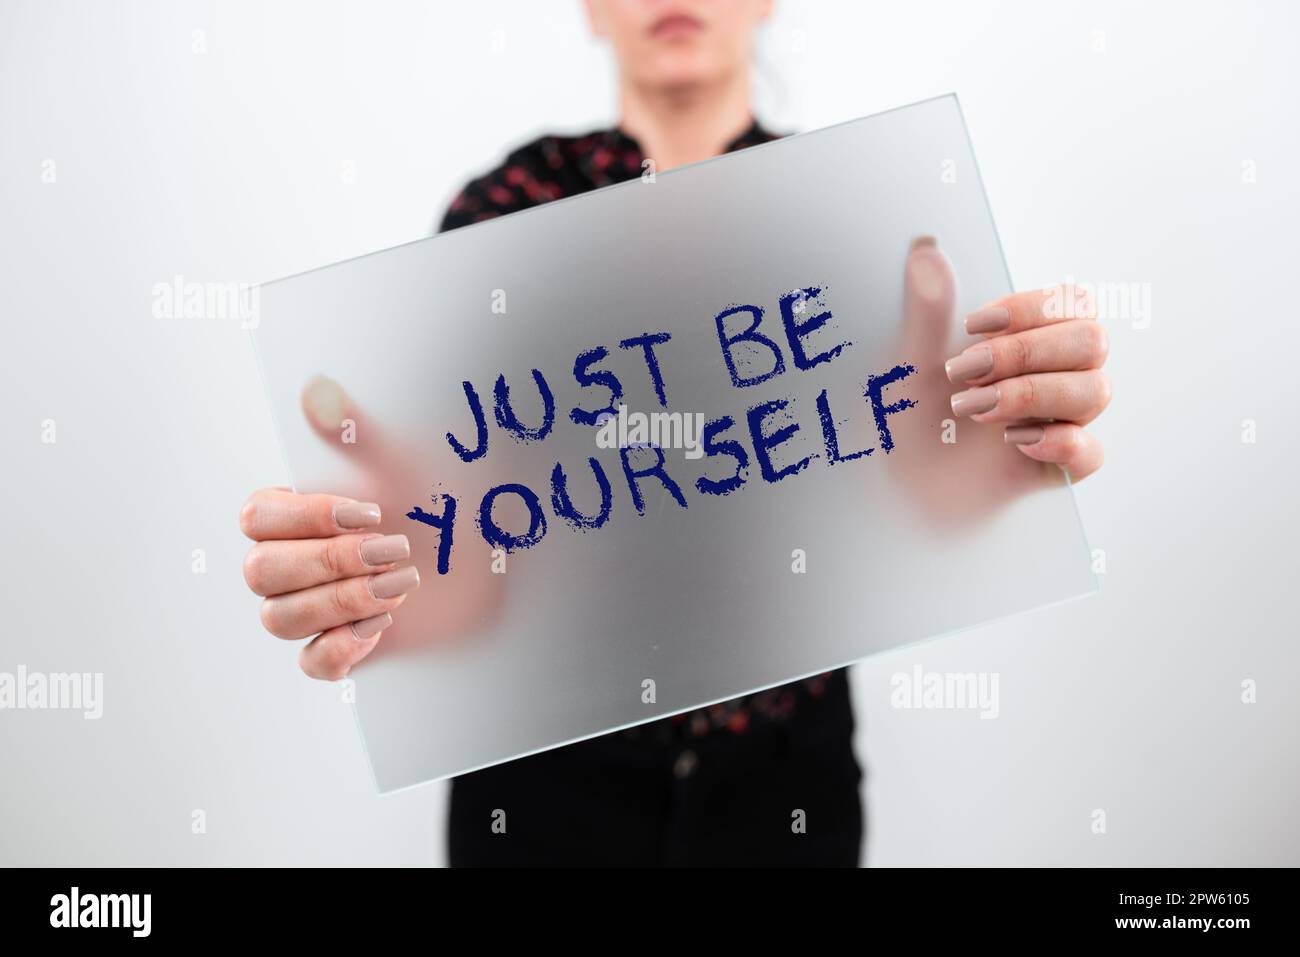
[1,0,1296,865]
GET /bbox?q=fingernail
[951,385,999,417]
[1004,425,1045,446]
[909,235,937,252]
[351,611,392,641]
[360,534,410,566]
[334,501,381,529]
[965,306,1010,334]
[944,346,993,383]
[369,565,420,600]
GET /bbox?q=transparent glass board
[250,95,1095,792]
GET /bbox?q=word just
[408,285,917,573]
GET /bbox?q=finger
[239,487,381,542]
[298,613,392,681]
[944,319,1109,385]
[259,566,420,640]
[302,375,407,482]
[900,236,958,372]
[243,533,411,597]
[950,370,1112,426]
[1003,423,1105,482]
[965,284,1097,338]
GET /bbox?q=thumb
[899,236,958,375]
[301,375,407,484]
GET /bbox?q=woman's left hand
[943,286,1111,482]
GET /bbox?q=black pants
[449,669,863,867]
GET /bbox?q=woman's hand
[944,284,1111,482]
[240,376,496,682]
[239,488,421,680]
[888,238,1111,527]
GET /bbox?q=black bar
[0,866,1284,942]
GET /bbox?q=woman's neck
[617,69,753,171]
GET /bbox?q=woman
[239,0,1111,866]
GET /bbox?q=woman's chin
[636,55,725,92]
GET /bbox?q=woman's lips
[649,14,704,40]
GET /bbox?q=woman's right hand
[239,488,422,680]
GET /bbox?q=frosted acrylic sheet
[251,95,1095,792]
